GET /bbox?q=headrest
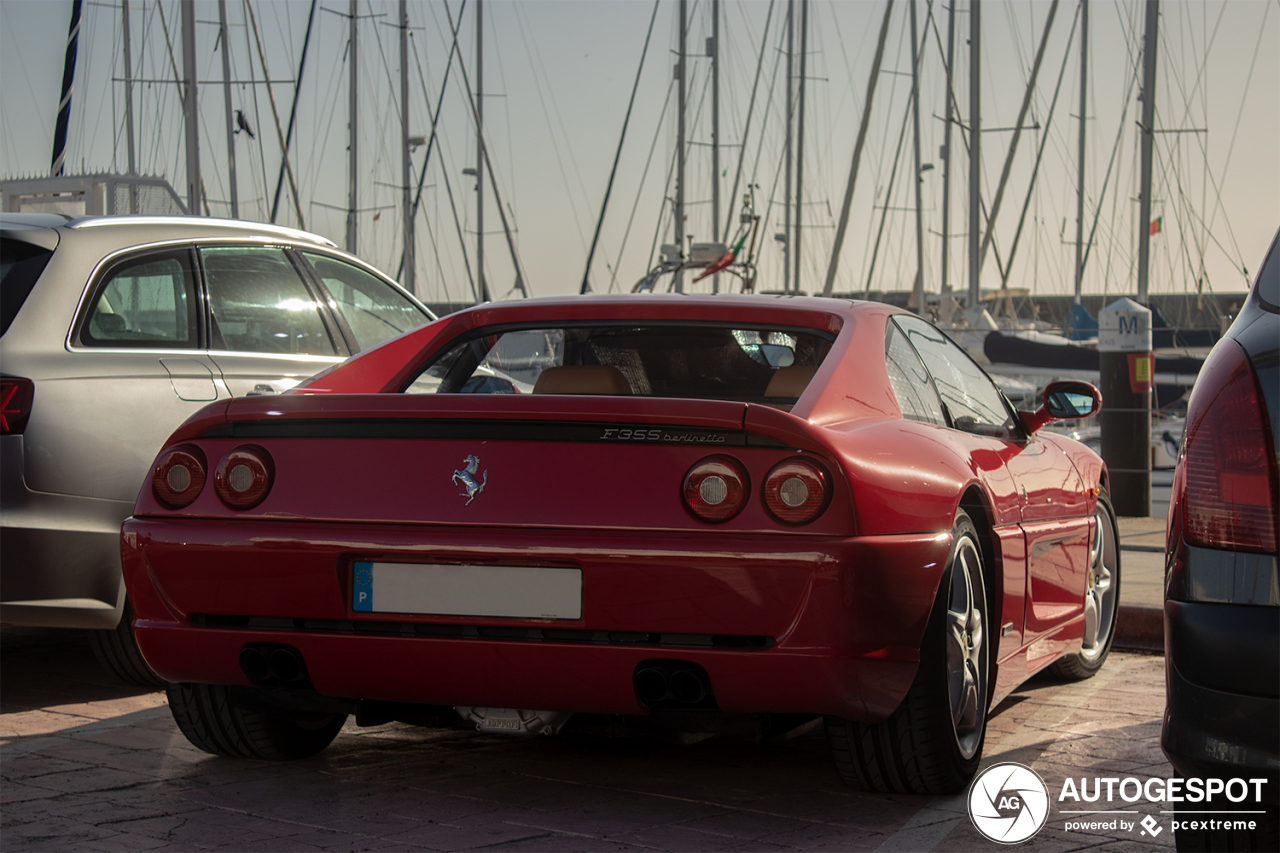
[764,365,817,398]
[532,365,632,395]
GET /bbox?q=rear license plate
[352,562,582,620]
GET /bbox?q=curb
[1115,604,1164,652]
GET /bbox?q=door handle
[246,384,276,396]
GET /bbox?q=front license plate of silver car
[352,562,582,620]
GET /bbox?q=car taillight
[682,455,749,523]
[0,377,34,435]
[214,445,275,510]
[1182,341,1278,553]
[152,445,208,508]
[763,458,831,525]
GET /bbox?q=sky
[1,0,1277,309]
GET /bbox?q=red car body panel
[123,520,952,720]
[123,295,1105,725]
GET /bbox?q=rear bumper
[122,518,954,722]
[1162,600,1280,780]
[1,438,130,629]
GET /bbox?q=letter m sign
[1118,315,1141,334]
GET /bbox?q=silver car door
[25,248,227,502]
[201,245,346,396]
[296,251,432,352]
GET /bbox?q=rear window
[404,323,834,404]
[1,238,54,336]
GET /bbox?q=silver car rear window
[1,238,54,336]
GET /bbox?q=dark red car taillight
[1182,341,1278,553]
[763,458,831,525]
[152,445,208,508]
[682,455,750,523]
[214,445,275,510]
[0,377,34,435]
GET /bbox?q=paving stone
[380,816,559,850]
[1,636,1180,852]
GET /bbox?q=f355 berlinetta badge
[451,454,488,505]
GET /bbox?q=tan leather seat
[764,365,817,398]
[532,365,632,395]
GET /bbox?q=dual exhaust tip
[239,647,715,711]
[239,643,307,685]
[634,660,714,708]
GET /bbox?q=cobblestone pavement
[2,629,1174,853]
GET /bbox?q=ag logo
[968,763,1050,844]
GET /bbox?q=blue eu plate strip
[353,561,373,612]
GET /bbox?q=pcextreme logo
[968,763,1051,844]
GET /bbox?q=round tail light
[682,455,750,523]
[763,458,831,525]
[152,445,208,508]
[214,445,275,510]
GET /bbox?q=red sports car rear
[123,296,1115,792]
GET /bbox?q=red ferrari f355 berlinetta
[122,295,1117,793]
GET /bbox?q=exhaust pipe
[669,669,708,705]
[268,648,305,683]
[634,661,715,708]
[239,647,271,682]
[239,644,307,684]
[635,667,669,705]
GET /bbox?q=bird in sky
[234,110,255,139]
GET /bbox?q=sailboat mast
[794,0,808,294]
[967,0,980,308]
[477,0,489,300]
[1075,0,1087,303]
[182,1,201,213]
[1070,0,1090,302]
[909,0,925,314]
[218,0,238,218]
[400,0,414,295]
[1136,0,1158,302]
[51,0,82,177]
[347,0,358,252]
[121,0,137,212]
[940,0,956,302]
[674,0,687,293]
[783,0,793,294]
[121,0,135,177]
[271,0,318,224]
[711,0,720,293]
[822,0,894,297]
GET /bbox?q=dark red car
[122,295,1116,793]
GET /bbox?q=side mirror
[1020,380,1102,434]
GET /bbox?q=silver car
[1,214,434,683]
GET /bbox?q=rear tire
[167,683,347,760]
[826,509,990,794]
[1050,490,1120,680]
[87,598,164,687]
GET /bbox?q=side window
[81,251,197,348]
[885,322,946,425]
[301,252,428,351]
[894,315,1019,438]
[202,247,336,356]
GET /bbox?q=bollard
[1098,298,1153,517]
